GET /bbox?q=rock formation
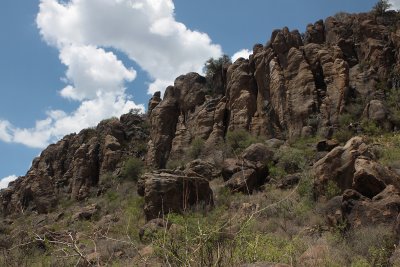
[0,113,148,215]
[146,11,400,168]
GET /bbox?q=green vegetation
[372,0,392,15]
[203,55,231,79]
[325,180,342,200]
[387,87,400,127]
[121,157,144,181]
[188,137,205,159]
[226,129,263,154]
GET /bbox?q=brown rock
[226,58,257,131]
[138,170,213,221]
[147,91,161,116]
[316,139,339,152]
[313,136,372,198]
[72,204,100,221]
[184,159,220,180]
[0,114,148,215]
[277,173,301,189]
[146,86,180,169]
[342,185,400,228]
[363,99,387,121]
[241,143,273,163]
[225,169,259,194]
[304,19,325,44]
[353,157,400,198]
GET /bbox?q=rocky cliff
[0,113,148,215]
[147,11,400,168]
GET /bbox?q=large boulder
[184,159,221,180]
[313,137,373,198]
[313,136,400,199]
[342,185,400,228]
[138,170,214,221]
[352,157,400,198]
[222,158,268,194]
[241,143,274,163]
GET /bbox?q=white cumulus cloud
[0,175,18,189]
[232,49,252,62]
[389,0,400,9]
[37,0,222,94]
[0,120,13,143]
[0,0,222,149]
[59,44,136,101]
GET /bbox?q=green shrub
[189,137,205,159]
[297,172,314,202]
[372,0,391,15]
[333,128,354,143]
[121,157,144,181]
[166,159,186,169]
[372,134,400,166]
[275,146,307,173]
[204,55,231,79]
[387,87,400,127]
[325,180,342,199]
[153,210,307,266]
[226,129,261,154]
[361,120,382,136]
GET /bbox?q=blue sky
[0,0,386,187]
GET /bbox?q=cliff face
[0,113,148,215]
[146,11,400,168]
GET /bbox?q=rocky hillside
[0,113,148,215]
[2,9,400,267]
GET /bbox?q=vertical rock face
[0,114,149,215]
[145,12,400,168]
[146,73,227,167]
[226,58,257,131]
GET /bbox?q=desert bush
[387,87,400,127]
[121,157,144,181]
[361,119,382,136]
[325,180,342,199]
[226,129,263,154]
[274,146,307,174]
[333,128,354,143]
[166,159,186,170]
[372,0,392,15]
[204,55,231,79]
[189,137,205,159]
[371,133,400,167]
[350,225,395,266]
[153,209,307,266]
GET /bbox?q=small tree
[121,157,144,181]
[373,0,391,15]
[203,55,231,79]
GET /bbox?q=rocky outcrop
[313,136,400,199]
[145,12,400,167]
[313,137,372,197]
[137,170,214,221]
[184,159,221,180]
[222,144,270,194]
[342,185,400,228]
[0,114,148,215]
